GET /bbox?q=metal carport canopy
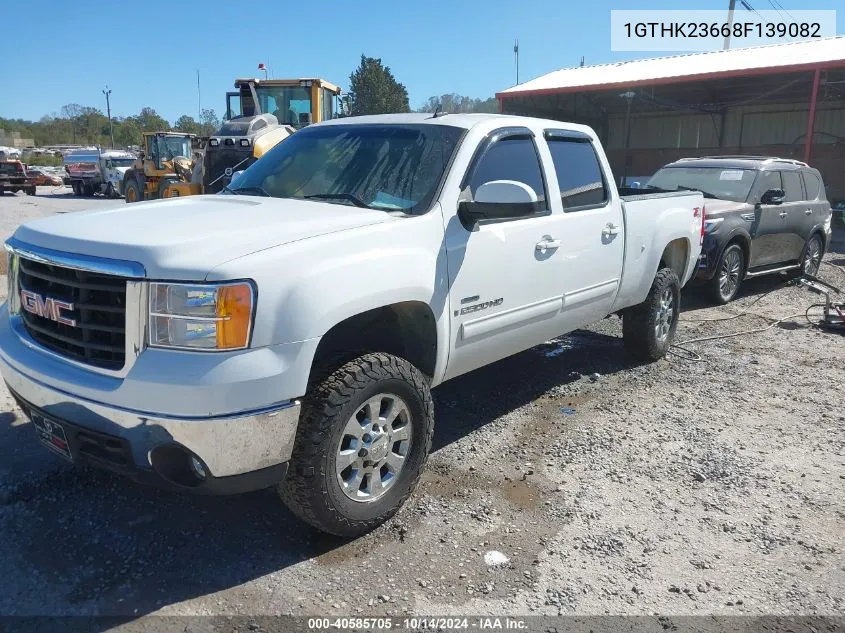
[496,36,845,101]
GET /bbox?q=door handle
[602,222,621,236]
[804,209,813,216]
[778,211,787,218]
[535,237,562,252]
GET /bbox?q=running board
[745,264,800,278]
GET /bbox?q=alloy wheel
[335,393,413,502]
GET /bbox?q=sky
[1,0,842,124]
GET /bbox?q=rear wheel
[278,352,434,537]
[799,234,823,278]
[707,243,744,305]
[72,181,81,196]
[124,178,144,203]
[623,267,681,362]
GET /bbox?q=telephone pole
[102,86,114,149]
[514,39,520,85]
[723,0,736,49]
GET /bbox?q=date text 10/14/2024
[307,617,528,630]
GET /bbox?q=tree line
[0,106,221,149]
[1,55,498,148]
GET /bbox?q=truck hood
[703,198,754,216]
[12,194,392,279]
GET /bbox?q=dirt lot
[0,191,843,626]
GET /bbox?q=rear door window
[801,171,821,200]
[781,171,804,202]
[545,137,608,210]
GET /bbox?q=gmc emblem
[20,290,77,327]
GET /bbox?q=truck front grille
[17,258,127,370]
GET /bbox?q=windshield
[255,86,312,126]
[159,137,192,160]
[646,166,757,202]
[225,123,464,213]
[110,158,135,167]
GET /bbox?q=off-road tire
[278,352,434,538]
[158,177,180,199]
[124,177,143,203]
[707,243,745,305]
[72,181,81,196]
[623,267,681,362]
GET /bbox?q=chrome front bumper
[2,356,301,489]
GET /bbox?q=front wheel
[124,178,143,203]
[707,243,744,305]
[623,267,681,362]
[278,352,434,537]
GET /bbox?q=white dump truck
[63,148,136,198]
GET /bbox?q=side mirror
[760,188,785,205]
[299,112,313,127]
[458,180,540,230]
[230,170,244,184]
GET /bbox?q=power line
[771,0,796,21]
[739,0,768,23]
[766,0,786,20]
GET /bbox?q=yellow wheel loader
[202,77,345,194]
[122,132,200,203]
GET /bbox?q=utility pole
[514,39,520,85]
[723,0,736,49]
[102,86,114,149]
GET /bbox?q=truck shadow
[0,331,634,621]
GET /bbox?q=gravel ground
[0,191,843,626]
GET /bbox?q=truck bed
[611,189,705,311]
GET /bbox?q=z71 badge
[454,298,503,317]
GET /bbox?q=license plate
[31,411,73,462]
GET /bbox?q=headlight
[149,282,255,351]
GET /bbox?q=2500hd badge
[455,297,504,317]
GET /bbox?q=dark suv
[646,156,833,304]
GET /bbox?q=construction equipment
[202,77,347,194]
[122,78,349,202]
[121,132,199,203]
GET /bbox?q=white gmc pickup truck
[0,113,704,537]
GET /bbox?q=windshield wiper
[304,193,372,209]
[223,185,271,197]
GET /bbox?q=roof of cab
[315,112,595,134]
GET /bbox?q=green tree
[418,94,499,114]
[174,114,202,135]
[135,107,170,133]
[348,54,410,116]
[113,116,142,147]
[199,108,220,136]
[60,103,84,143]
